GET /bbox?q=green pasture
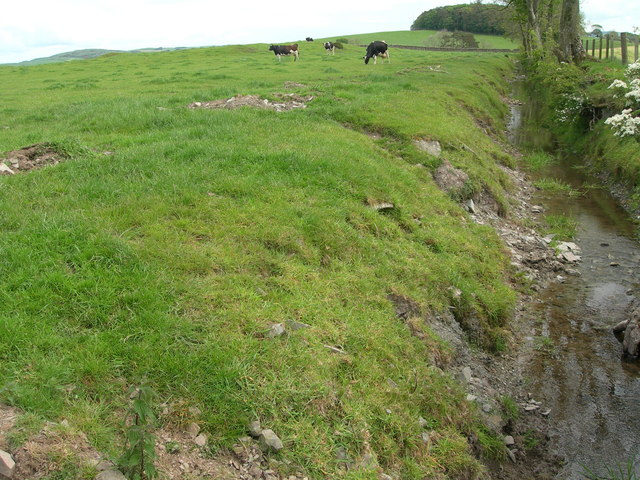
[326,30,518,49]
[0,41,517,478]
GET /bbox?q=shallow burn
[510,83,640,479]
[188,93,313,112]
[0,143,67,174]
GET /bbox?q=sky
[1,0,638,64]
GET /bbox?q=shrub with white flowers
[605,61,640,137]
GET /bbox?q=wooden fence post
[621,32,628,64]
[611,35,616,61]
[599,36,603,59]
[592,39,596,56]
[606,35,610,59]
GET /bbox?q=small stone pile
[188,94,313,113]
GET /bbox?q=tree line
[412,1,583,64]
[411,4,508,35]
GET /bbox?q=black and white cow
[323,42,336,55]
[268,44,299,62]
[364,41,390,65]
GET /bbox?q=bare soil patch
[0,144,68,175]
[188,94,313,113]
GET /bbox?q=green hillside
[6,47,190,66]
[0,41,517,478]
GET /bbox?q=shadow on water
[510,79,640,479]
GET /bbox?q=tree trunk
[525,0,544,49]
[557,0,584,63]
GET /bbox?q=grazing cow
[364,41,390,65]
[323,42,336,55]
[269,44,299,62]
[306,37,314,42]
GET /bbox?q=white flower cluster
[608,79,628,90]
[625,78,640,103]
[604,62,640,137]
[626,61,640,79]
[557,93,586,123]
[604,109,640,136]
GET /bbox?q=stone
[286,319,311,331]
[194,433,208,447]
[186,422,200,438]
[421,432,431,444]
[248,420,262,437]
[613,320,629,333]
[95,470,127,480]
[249,465,263,477]
[531,205,544,213]
[259,429,284,452]
[414,139,442,157]
[623,320,640,357]
[324,345,347,354]
[504,435,515,446]
[0,450,15,478]
[0,164,15,175]
[370,202,394,211]
[335,446,350,462]
[359,452,376,468]
[461,366,473,383]
[379,474,393,480]
[466,394,477,402]
[418,417,429,428]
[560,251,581,263]
[465,199,476,214]
[96,460,116,471]
[267,323,286,338]
[556,241,579,253]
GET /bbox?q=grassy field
[0,40,517,478]
[327,30,518,50]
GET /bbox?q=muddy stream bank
[510,81,640,479]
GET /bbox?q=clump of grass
[544,213,578,239]
[533,335,555,355]
[501,395,519,421]
[523,151,555,170]
[582,457,639,480]
[533,178,574,193]
[523,429,540,450]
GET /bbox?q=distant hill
[4,47,190,66]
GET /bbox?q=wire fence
[357,44,518,53]
[583,33,640,64]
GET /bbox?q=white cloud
[582,0,640,32]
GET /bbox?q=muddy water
[510,88,640,478]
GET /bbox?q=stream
[509,83,640,479]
